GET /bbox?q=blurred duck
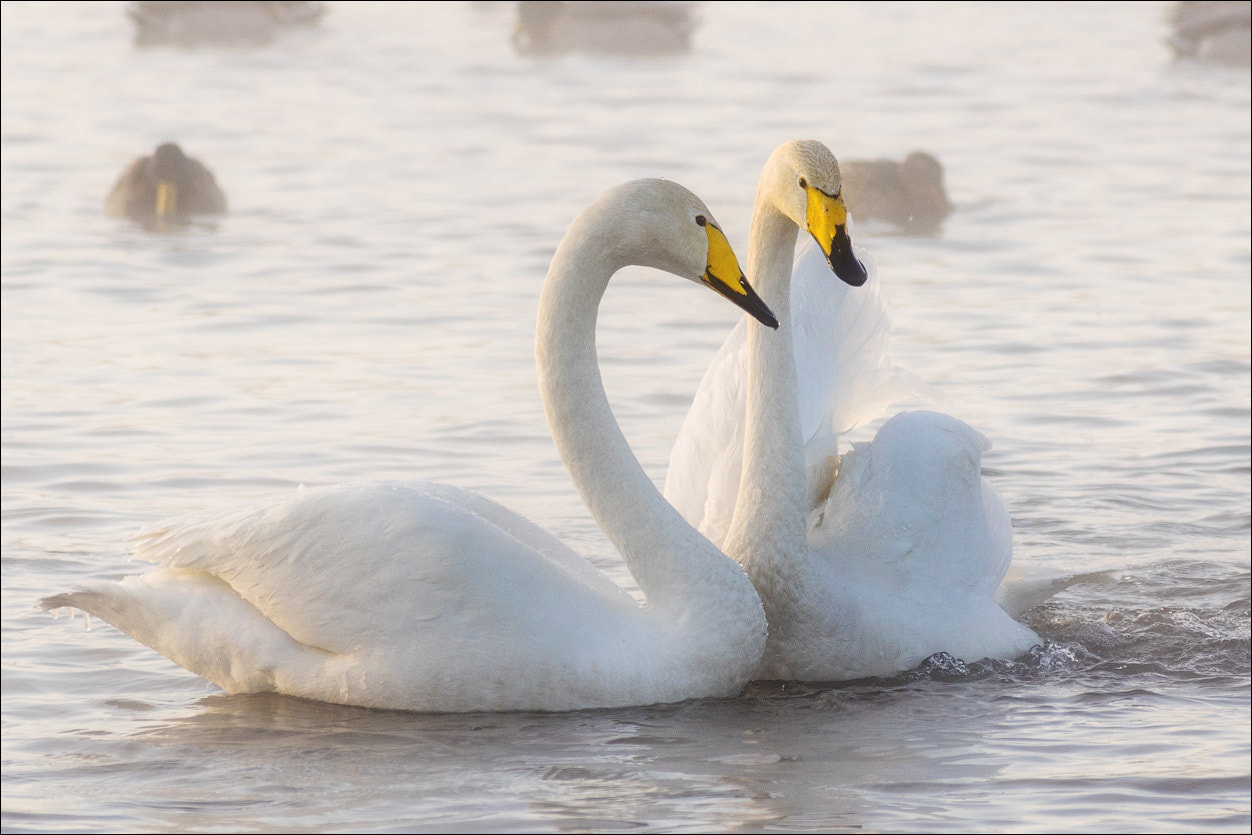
[840,150,953,235]
[104,143,227,222]
[513,1,698,56]
[1167,1,1250,66]
[128,1,325,48]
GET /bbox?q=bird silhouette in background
[104,142,227,225]
[841,150,954,235]
[127,1,326,49]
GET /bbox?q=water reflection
[119,682,1031,831]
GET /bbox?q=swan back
[745,409,1036,680]
[807,411,1026,645]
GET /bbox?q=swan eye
[695,214,707,227]
[798,177,808,190]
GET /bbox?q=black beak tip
[743,296,779,330]
[829,251,868,287]
[829,223,869,287]
[739,280,780,329]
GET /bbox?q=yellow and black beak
[155,180,178,219]
[806,184,867,286]
[699,217,779,329]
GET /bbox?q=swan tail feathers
[40,571,333,695]
[994,567,1113,618]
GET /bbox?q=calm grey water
[2,1,1249,832]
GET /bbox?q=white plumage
[43,179,773,713]
[666,141,1041,681]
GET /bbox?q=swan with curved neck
[669,141,1041,680]
[42,178,776,712]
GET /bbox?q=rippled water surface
[3,1,1249,832]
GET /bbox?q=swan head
[761,140,867,286]
[597,178,778,329]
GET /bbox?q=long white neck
[721,187,818,609]
[535,208,764,637]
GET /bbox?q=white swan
[665,141,1041,681]
[42,178,778,713]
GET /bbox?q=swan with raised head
[43,178,777,713]
[665,141,1041,681]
